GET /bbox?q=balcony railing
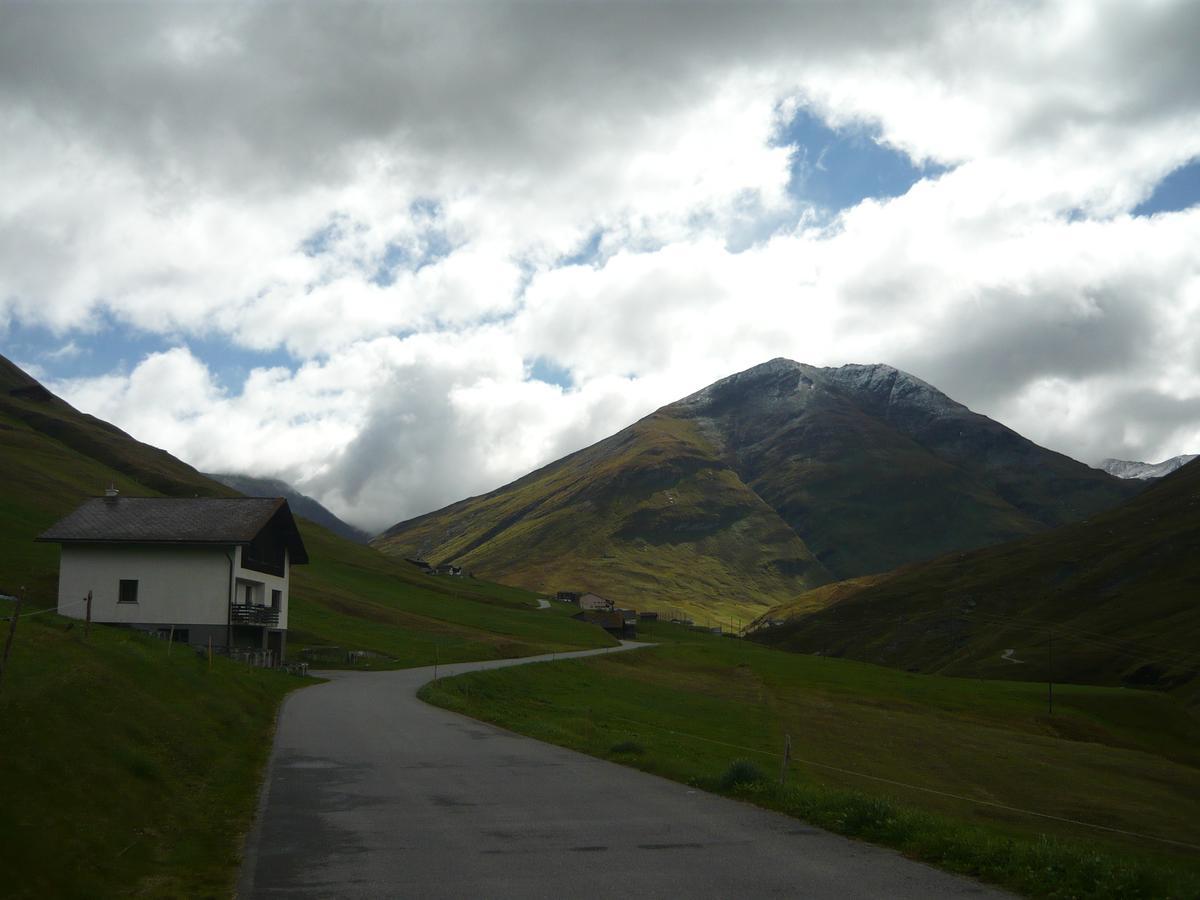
[230,604,280,627]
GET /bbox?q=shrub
[718,758,768,790]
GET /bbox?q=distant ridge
[375,358,1138,620]
[205,473,371,544]
[754,457,1200,696]
[1101,454,1197,480]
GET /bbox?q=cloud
[8,1,1200,530]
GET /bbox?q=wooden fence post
[0,592,23,691]
[779,733,792,786]
[85,590,92,640]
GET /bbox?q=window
[271,589,282,609]
[118,579,139,604]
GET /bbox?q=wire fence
[593,710,1200,853]
[0,595,88,621]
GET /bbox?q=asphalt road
[239,643,1008,899]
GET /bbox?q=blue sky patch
[2,316,294,391]
[372,199,457,286]
[1133,158,1200,217]
[373,242,411,287]
[527,356,573,389]
[774,106,947,213]
[299,216,347,257]
[557,229,605,268]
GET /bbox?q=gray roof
[37,497,309,563]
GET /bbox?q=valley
[2,351,1196,899]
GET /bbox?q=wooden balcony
[230,604,280,627]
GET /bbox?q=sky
[2,1,1199,533]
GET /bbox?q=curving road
[238,643,1008,898]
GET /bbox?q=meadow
[0,601,301,899]
[421,621,1200,899]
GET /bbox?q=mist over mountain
[375,359,1138,619]
[205,473,371,544]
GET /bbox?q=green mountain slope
[377,411,826,623]
[376,358,1138,621]
[753,459,1200,698]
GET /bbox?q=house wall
[57,543,234,626]
[55,544,292,633]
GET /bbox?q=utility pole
[1047,629,1054,716]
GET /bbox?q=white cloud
[8,1,1200,530]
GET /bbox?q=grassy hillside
[0,600,301,899]
[754,459,1200,697]
[377,412,830,624]
[0,352,612,663]
[376,359,1137,624]
[289,523,613,666]
[422,623,1200,899]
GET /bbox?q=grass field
[421,622,1200,898]
[286,520,616,668]
[0,600,303,899]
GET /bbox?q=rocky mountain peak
[1101,455,1198,480]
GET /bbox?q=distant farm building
[578,592,614,611]
[556,590,581,603]
[37,494,308,664]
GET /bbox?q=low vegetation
[0,601,302,899]
[420,622,1200,898]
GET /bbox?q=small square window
[118,579,139,604]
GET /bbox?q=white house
[37,494,308,660]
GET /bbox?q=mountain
[1101,454,1197,480]
[205,472,371,544]
[753,458,1200,697]
[375,359,1138,621]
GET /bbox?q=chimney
[104,484,119,501]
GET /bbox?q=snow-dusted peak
[1100,455,1198,480]
[672,357,809,410]
[820,363,967,419]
